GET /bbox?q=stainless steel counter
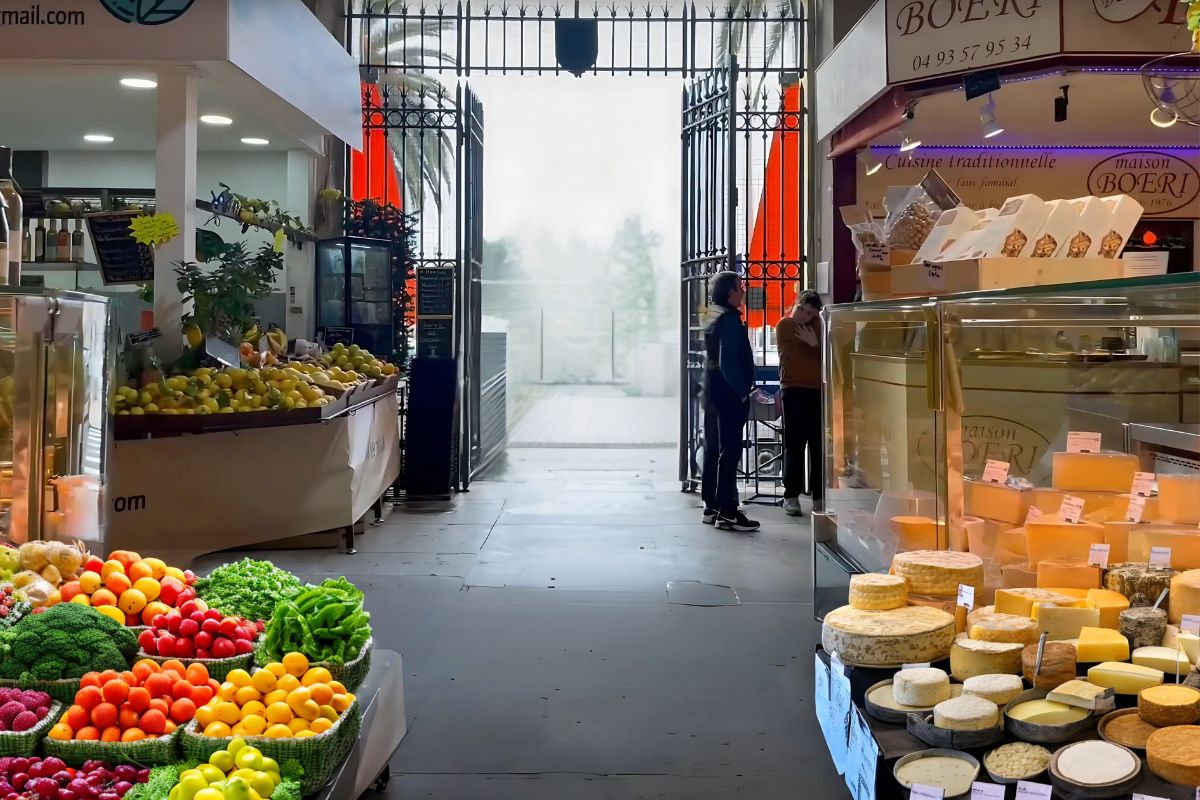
[1127,422,1200,458]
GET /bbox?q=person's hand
[797,324,818,347]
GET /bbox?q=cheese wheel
[1146,724,1200,786]
[969,613,1038,645]
[1169,569,1200,626]
[1104,562,1178,607]
[966,480,1032,525]
[821,605,956,667]
[1139,685,1200,727]
[1085,588,1130,630]
[888,516,943,551]
[1022,642,1077,690]
[849,573,908,610]
[1025,516,1104,569]
[1128,527,1200,570]
[1158,474,1200,525]
[962,674,1024,706]
[1051,452,1138,493]
[891,550,983,597]
[1035,558,1100,590]
[950,637,1023,681]
[933,694,999,731]
[894,667,952,707]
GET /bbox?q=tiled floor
[508,386,677,447]
[197,448,842,799]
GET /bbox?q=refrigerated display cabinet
[315,237,395,357]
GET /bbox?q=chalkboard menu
[416,318,454,359]
[86,212,154,285]
[416,268,455,316]
[321,326,355,348]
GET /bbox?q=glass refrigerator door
[348,242,393,354]
[317,243,348,328]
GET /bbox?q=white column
[284,148,315,341]
[154,70,198,360]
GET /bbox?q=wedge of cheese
[1052,452,1139,493]
[966,480,1033,525]
[1036,558,1100,590]
[1133,646,1194,678]
[1085,588,1130,630]
[1128,528,1200,570]
[1086,661,1165,695]
[1047,679,1112,710]
[995,588,1084,617]
[1037,604,1101,641]
[1025,516,1105,569]
[1033,488,1121,516]
[1158,474,1200,525]
[1076,626,1130,662]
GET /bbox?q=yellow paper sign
[273,228,286,253]
[129,213,180,248]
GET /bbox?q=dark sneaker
[702,508,719,525]
[781,497,803,517]
[717,512,761,532]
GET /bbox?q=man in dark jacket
[700,271,760,532]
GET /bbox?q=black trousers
[782,386,823,504]
[701,394,748,516]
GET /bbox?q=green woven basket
[0,700,61,757]
[254,637,373,693]
[0,677,80,705]
[180,699,361,794]
[137,648,255,682]
[42,728,178,767]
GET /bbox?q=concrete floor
[200,448,842,799]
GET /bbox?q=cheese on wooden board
[1000,563,1037,588]
[1007,699,1090,725]
[1134,647,1194,678]
[1033,488,1121,516]
[1104,562,1179,606]
[1023,642,1077,689]
[1036,604,1101,641]
[1121,606,1169,651]
[894,667,952,706]
[1035,558,1100,590]
[821,605,956,666]
[888,515,943,551]
[1025,516,1105,568]
[1052,451,1139,493]
[1158,473,1200,525]
[890,550,983,596]
[1076,626,1130,662]
[966,480,1033,525]
[995,588,1084,617]
[1085,588,1130,629]
[1087,661,1165,694]
[1046,680,1112,710]
[1169,569,1200,626]
[963,674,1024,706]
[848,573,908,610]
[1128,527,1200,570]
[970,612,1038,645]
[950,637,1024,680]
[1146,724,1200,786]
[933,694,1000,730]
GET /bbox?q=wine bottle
[34,218,45,262]
[22,220,31,262]
[56,218,69,262]
[72,219,84,263]
[45,220,57,262]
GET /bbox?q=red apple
[210,638,235,659]
[178,619,199,638]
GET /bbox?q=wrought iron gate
[458,92,487,487]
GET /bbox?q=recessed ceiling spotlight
[857,146,883,176]
[119,77,157,89]
[200,115,234,126]
[1149,107,1178,128]
[979,93,1004,139]
[83,134,115,143]
[240,137,270,146]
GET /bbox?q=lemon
[197,764,225,783]
[130,406,145,416]
[218,406,236,414]
[240,714,267,736]
[241,700,266,718]
[251,671,277,694]
[215,373,233,389]
[228,669,253,688]
[227,737,249,756]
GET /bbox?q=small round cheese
[933,694,1000,731]
[849,573,908,610]
[1056,740,1139,786]
[963,674,1024,706]
[1138,684,1200,727]
[893,667,951,707]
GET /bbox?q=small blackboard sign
[963,69,1001,101]
[416,318,454,359]
[322,326,355,348]
[86,212,154,285]
[126,327,161,348]
[416,268,454,316]
[205,336,241,368]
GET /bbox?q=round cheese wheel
[821,605,955,667]
[1138,684,1200,727]
[1146,724,1200,787]
[891,550,984,597]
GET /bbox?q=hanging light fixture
[979,93,1004,139]
[899,108,921,152]
[1150,106,1179,128]
[857,146,883,175]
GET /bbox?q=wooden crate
[891,257,1124,298]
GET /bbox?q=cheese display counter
[813,273,1200,799]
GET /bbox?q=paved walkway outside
[509,386,677,447]
[197,448,840,799]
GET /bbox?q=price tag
[1150,546,1173,571]
[902,662,932,671]
[1024,506,1044,525]
[911,785,945,800]
[1059,495,1085,524]
[1088,543,1111,569]
[1066,431,1102,454]
[971,784,1004,800]
[1182,614,1200,635]
[924,261,945,290]
[981,460,1010,484]
[1126,495,1147,524]
[1015,781,1052,800]
[830,650,845,675]
[1131,471,1156,497]
[1133,794,1169,800]
[957,584,975,611]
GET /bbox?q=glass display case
[0,289,116,556]
[315,236,395,356]
[815,273,1200,617]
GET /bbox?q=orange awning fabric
[350,82,403,207]
[745,83,802,329]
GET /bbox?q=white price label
[924,262,945,290]
[971,784,1004,800]
[864,242,889,264]
[830,650,845,675]
[911,784,945,800]
[981,459,1010,484]
[1066,431,1102,454]
[1015,781,1052,800]
[957,584,975,611]
[1150,546,1173,571]
[1182,614,1200,635]
[1126,495,1147,524]
[1088,543,1111,569]
[1131,471,1156,497]
[1133,794,1169,800]
[1024,506,1044,525]
[1059,494,1085,524]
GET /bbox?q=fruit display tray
[112,375,399,440]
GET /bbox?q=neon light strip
[871,144,1200,151]
[941,66,1200,92]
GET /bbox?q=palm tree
[717,0,803,98]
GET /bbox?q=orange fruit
[281,653,309,678]
[186,663,210,686]
[308,684,333,706]
[100,726,121,743]
[120,728,146,742]
[265,702,293,725]
[132,577,160,601]
[285,687,311,708]
[78,571,102,594]
[195,705,216,728]
[148,698,171,717]
[141,600,170,625]
[170,697,197,724]
[103,571,132,595]
[75,726,100,741]
[287,718,308,734]
[76,685,103,710]
[101,680,129,705]
[240,700,266,719]
[140,709,167,736]
[127,561,154,582]
[91,703,118,729]
[191,685,215,706]
[277,675,300,693]
[294,729,316,739]
[330,693,352,713]
[203,721,232,738]
[132,660,158,682]
[263,690,287,707]
[126,687,151,713]
[214,702,240,726]
[66,705,90,730]
[144,674,173,699]
[240,714,267,736]
[108,550,141,569]
[90,588,117,607]
[301,667,332,687]
[171,681,194,702]
[118,707,140,730]
[318,705,337,722]
[265,662,287,679]
[118,588,147,615]
[251,670,277,694]
[94,605,125,624]
[79,673,102,690]
[226,669,252,688]
[234,686,261,707]
[309,717,332,734]
[164,720,177,734]
[142,557,167,580]
[217,682,237,702]
[69,595,92,607]
[100,560,125,579]
[161,659,187,676]
[48,723,72,741]
[265,723,293,739]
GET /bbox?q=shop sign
[885,0,1059,83]
[100,0,197,25]
[1064,0,1193,54]
[857,147,1200,219]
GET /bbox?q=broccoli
[0,604,137,683]
[0,660,21,680]
[30,656,65,681]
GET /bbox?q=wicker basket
[254,637,373,693]
[42,728,178,767]
[0,677,80,705]
[137,648,255,682]
[0,700,62,757]
[180,699,362,794]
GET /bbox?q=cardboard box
[1097,195,1145,259]
[1057,196,1111,258]
[1021,199,1083,258]
[891,257,1124,297]
[961,194,1051,259]
[913,206,980,263]
[941,208,999,261]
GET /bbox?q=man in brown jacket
[775,290,823,516]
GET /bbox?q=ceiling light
[857,147,883,176]
[83,134,114,143]
[240,137,270,146]
[200,115,233,126]
[1150,107,1178,128]
[898,109,921,153]
[119,77,157,89]
[979,93,1004,139]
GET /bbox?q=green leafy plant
[215,183,310,235]
[175,242,282,343]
